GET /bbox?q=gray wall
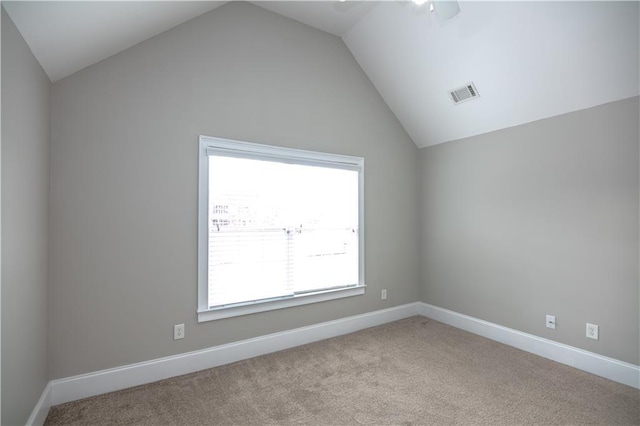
[49,2,420,379]
[420,97,640,365]
[1,8,51,425]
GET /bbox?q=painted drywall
[1,7,51,425]
[49,2,420,379]
[344,1,640,148]
[419,97,640,365]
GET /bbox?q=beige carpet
[46,316,640,425]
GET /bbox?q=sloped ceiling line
[3,1,638,148]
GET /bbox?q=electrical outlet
[174,324,185,340]
[586,323,599,340]
[381,289,387,300]
[546,315,556,330]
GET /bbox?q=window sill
[197,285,366,322]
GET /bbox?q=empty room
[2,1,639,424]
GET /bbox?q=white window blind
[198,136,365,321]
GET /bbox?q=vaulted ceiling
[3,1,639,148]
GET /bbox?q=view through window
[198,136,364,320]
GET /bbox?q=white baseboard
[28,300,639,423]
[49,302,421,406]
[418,302,640,389]
[25,382,52,426]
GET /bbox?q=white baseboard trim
[49,302,421,406]
[26,382,52,426]
[418,302,640,389]
[28,300,639,423]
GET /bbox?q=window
[198,136,365,322]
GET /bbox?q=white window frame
[198,135,365,322]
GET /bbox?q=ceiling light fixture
[432,1,461,21]
[409,1,461,21]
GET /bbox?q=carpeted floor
[46,316,640,425]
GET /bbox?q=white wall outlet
[545,315,556,330]
[174,323,185,340]
[381,289,387,300]
[586,323,599,340]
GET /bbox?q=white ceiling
[3,1,639,148]
[2,1,227,82]
[343,1,640,147]
[253,1,377,36]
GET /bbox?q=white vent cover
[449,82,480,104]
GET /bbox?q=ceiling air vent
[449,82,480,105]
